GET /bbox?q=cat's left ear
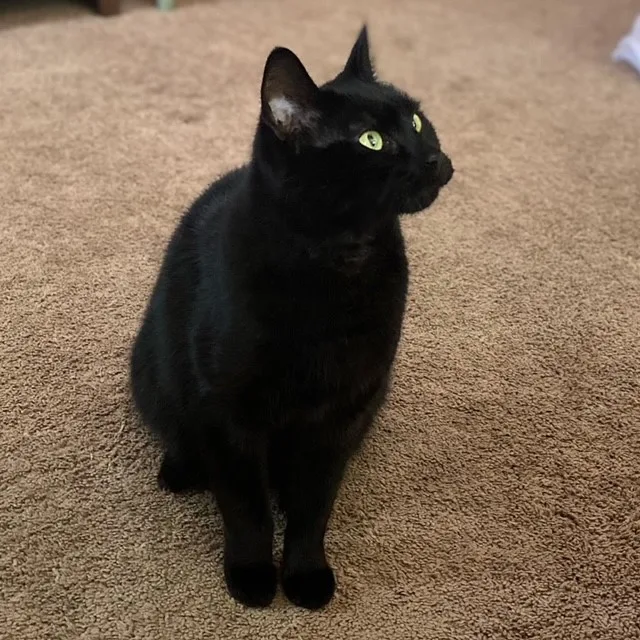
[342,25,376,82]
[261,47,320,140]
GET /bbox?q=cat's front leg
[279,445,350,610]
[208,433,276,608]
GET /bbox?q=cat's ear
[342,25,376,82]
[260,47,320,139]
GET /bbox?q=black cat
[130,26,453,610]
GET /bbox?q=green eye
[412,113,422,133]
[359,130,383,151]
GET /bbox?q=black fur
[130,26,453,610]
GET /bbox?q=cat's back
[184,166,247,233]
[156,166,248,298]
[131,167,248,409]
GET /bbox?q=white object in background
[612,14,640,76]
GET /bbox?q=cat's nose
[427,152,454,186]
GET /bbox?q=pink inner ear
[267,95,319,135]
[268,96,300,127]
[260,48,321,136]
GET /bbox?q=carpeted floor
[2,0,639,638]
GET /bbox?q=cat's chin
[397,186,441,215]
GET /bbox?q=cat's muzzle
[427,152,454,187]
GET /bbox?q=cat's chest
[269,274,405,358]
[226,270,406,429]
[274,247,406,328]
[269,295,404,391]
[258,326,397,428]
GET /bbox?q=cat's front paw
[282,565,336,610]
[224,562,277,608]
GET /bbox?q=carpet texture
[2,0,640,638]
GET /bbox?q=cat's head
[255,26,453,235]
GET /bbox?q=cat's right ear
[260,47,320,140]
[342,25,376,82]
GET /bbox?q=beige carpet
[2,0,640,637]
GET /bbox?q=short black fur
[130,26,453,610]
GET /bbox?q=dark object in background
[129,26,453,611]
[96,0,119,15]
[96,0,174,14]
